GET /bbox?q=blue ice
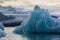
[0,23,6,38]
[0,23,4,30]
[0,29,6,38]
[13,5,60,34]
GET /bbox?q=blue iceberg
[0,29,6,38]
[13,5,60,34]
[0,23,4,30]
[0,23,6,38]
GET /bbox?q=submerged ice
[13,5,60,34]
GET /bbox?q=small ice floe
[0,23,4,30]
[0,29,6,38]
[0,23,6,38]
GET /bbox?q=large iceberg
[13,5,60,34]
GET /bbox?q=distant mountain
[0,6,31,14]
[0,12,15,21]
[0,5,60,15]
[47,6,60,12]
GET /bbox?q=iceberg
[0,29,6,38]
[13,5,60,34]
[0,23,6,38]
[0,23,4,30]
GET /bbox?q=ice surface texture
[13,5,60,34]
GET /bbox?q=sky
[0,0,60,7]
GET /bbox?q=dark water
[21,34,60,40]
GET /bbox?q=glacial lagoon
[1,27,60,40]
[1,5,60,40]
[23,34,60,40]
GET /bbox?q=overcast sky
[0,0,60,7]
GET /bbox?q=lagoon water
[22,34,60,40]
[0,27,60,40]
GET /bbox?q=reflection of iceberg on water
[0,23,6,38]
[13,5,60,34]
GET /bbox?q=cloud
[0,0,60,7]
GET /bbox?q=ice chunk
[13,26,23,34]
[13,21,26,34]
[13,5,60,34]
[0,23,6,38]
[0,23,4,30]
[0,29,6,38]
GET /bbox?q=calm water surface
[21,34,60,40]
[1,27,60,40]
